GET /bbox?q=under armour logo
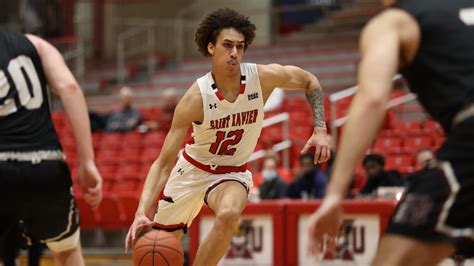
[177,168,184,175]
[209,103,217,109]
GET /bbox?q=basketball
[133,230,184,266]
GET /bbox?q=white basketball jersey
[184,63,264,166]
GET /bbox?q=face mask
[262,170,278,181]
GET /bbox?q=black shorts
[0,160,79,245]
[386,117,474,257]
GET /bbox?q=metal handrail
[248,112,291,169]
[116,22,156,84]
[62,40,85,82]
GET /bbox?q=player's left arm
[258,64,330,164]
[307,9,419,255]
[27,34,102,208]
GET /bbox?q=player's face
[363,161,383,178]
[208,28,245,75]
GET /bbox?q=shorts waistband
[182,150,247,174]
[453,104,474,126]
[0,150,66,164]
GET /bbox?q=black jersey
[0,32,61,151]
[397,0,474,131]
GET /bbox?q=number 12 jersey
[185,63,264,167]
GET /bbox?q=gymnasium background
[0,0,470,265]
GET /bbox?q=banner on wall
[199,215,274,266]
[298,214,380,266]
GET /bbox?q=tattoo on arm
[305,87,326,128]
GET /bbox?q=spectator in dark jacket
[361,153,402,195]
[105,86,142,132]
[287,153,328,199]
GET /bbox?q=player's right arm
[26,34,103,208]
[125,83,203,252]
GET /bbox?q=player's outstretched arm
[307,9,419,256]
[125,83,203,252]
[26,34,102,208]
[258,64,330,164]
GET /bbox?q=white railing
[114,0,353,76]
[62,40,85,82]
[115,19,176,84]
[248,112,291,169]
[328,74,417,142]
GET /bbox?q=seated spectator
[88,111,108,132]
[143,88,180,132]
[361,154,403,195]
[104,86,142,132]
[259,157,289,200]
[287,153,328,199]
[415,148,435,170]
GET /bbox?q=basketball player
[0,32,102,266]
[308,0,474,264]
[125,8,330,265]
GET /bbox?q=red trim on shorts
[160,193,174,203]
[153,222,188,233]
[182,150,247,174]
[204,179,249,205]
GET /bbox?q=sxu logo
[248,92,259,101]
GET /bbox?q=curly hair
[194,8,256,57]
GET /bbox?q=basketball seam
[142,235,175,242]
[152,244,183,255]
[155,233,170,266]
[138,251,168,266]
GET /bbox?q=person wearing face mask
[258,157,289,200]
[287,153,328,199]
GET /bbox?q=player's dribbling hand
[301,127,331,164]
[125,214,155,253]
[307,194,343,257]
[78,160,103,209]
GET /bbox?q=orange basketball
[133,230,184,266]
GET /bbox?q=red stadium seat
[402,136,433,153]
[423,119,444,135]
[100,133,124,150]
[116,162,141,181]
[123,131,143,149]
[117,192,140,227]
[253,173,263,187]
[97,194,126,230]
[143,131,166,148]
[141,148,161,165]
[75,195,101,230]
[373,137,402,154]
[385,155,414,170]
[111,180,138,194]
[290,125,312,142]
[116,148,142,164]
[278,167,293,183]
